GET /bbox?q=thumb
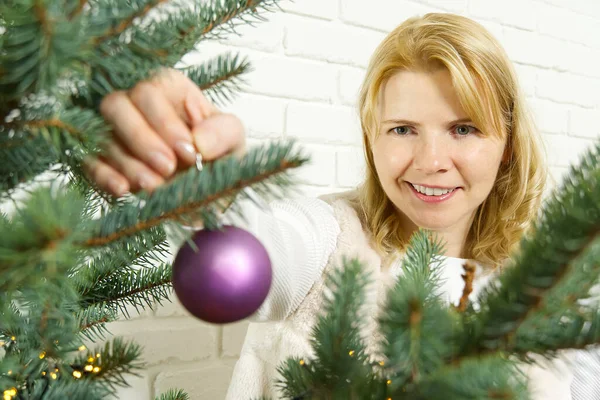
[192,113,246,162]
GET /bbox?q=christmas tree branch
[454,139,599,363]
[76,305,117,342]
[379,230,456,390]
[156,389,190,400]
[91,0,170,46]
[72,229,170,298]
[0,142,58,202]
[278,258,388,400]
[78,263,173,318]
[124,0,281,55]
[410,353,524,400]
[67,0,89,20]
[82,141,308,247]
[71,338,145,393]
[0,1,92,101]
[182,53,252,107]
[0,186,86,292]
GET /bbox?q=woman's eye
[391,126,412,135]
[456,125,477,136]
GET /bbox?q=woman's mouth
[407,182,460,203]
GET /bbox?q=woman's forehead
[379,70,468,123]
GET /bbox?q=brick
[469,0,537,31]
[544,134,595,168]
[502,27,556,67]
[336,146,367,188]
[340,0,430,32]
[278,0,338,20]
[537,3,600,49]
[110,372,151,400]
[154,292,189,318]
[222,320,250,357]
[184,43,338,102]
[539,0,600,19]
[284,15,386,68]
[218,11,285,53]
[528,98,569,135]
[470,18,504,43]
[537,70,600,108]
[154,360,238,399]
[418,0,467,12]
[221,93,286,138]
[246,54,338,102]
[286,102,362,145]
[569,107,600,139]
[103,318,217,366]
[290,144,337,186]
[514,64,537,97]
[339,67,366,106]
[560,43,600,79]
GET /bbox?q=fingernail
[137,172,159,191]
[149,151,176,176]
[109,179,128,196]
[174,140,197,165]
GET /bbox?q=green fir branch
[78,0,280,99]
[0,135,60,199]
[75,304,118,342]
[78,263,173,317]
[71,337,145,393]
[277,257,384,400]
[513,236,600,355]
[156,388,190,400]
[0,185,86,292]
[466,140,600,356]
[0,1,93,102]
[378,230,458,390]
[81,141,308,248]
[182,52,252,107]
[125,0,281,62]
[411,354,526,400]
[32,378,106,400]
[71,229,170,297]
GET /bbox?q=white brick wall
[107,2,599,398]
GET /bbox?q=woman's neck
[398,213,475,259]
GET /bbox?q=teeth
[412,184,455,196]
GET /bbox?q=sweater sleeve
[220,188,340,322]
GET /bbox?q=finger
[128,82,198,167]
[192,113,246,162]
[100,90,177,178]
[102,139,165,193]
[151,68,220,123]
[82,155,130,197]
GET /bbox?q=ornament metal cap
[195,151,203,171]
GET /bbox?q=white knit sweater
[217,189,575,400]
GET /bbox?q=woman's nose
[413,136,452,173]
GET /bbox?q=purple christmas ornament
[172,225,272,324]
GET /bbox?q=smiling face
[372,68,507,245]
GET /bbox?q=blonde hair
[356,13,547,269]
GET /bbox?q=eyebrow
[382,117,474,126]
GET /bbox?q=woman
[86,12,574,400]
